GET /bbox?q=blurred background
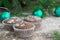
[0,0,60,16]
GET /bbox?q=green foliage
[3,0,12,9]
[0,0,60,16]
[19,14,28,17]
[11,13,28,17]
[0,0,22,14]
[0,0,2,6]
[12,0,22,11]
[0,0,12,9]
[11,0,22,15]
[42,12,48,18]
[53,31,60,40]
[19,0,60,16]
